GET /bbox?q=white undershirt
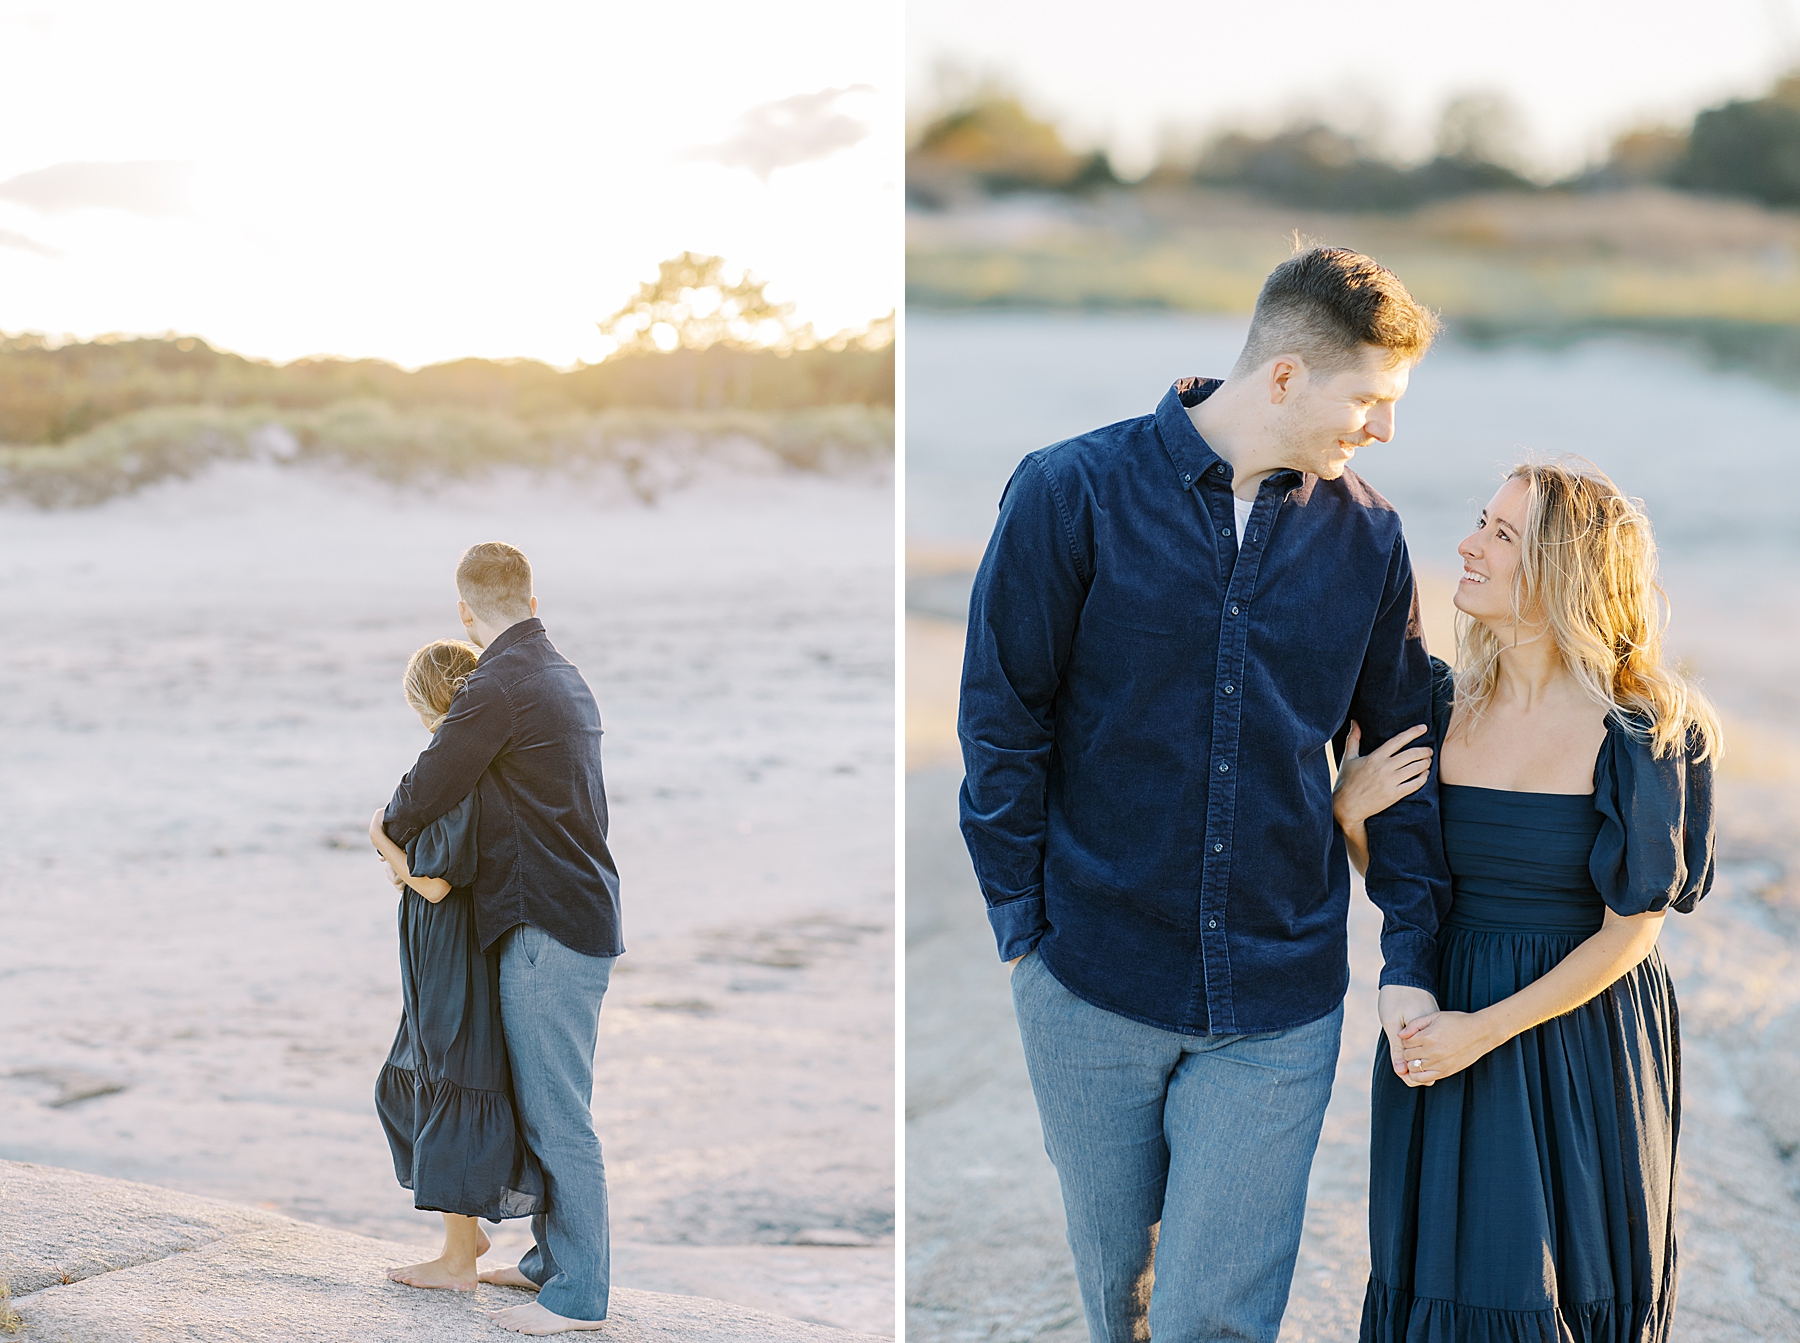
[1233,494,1253,549]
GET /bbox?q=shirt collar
[477,616,544,664]
[1157,378,1226,491]
[1156,377,1307,495]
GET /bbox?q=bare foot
[386,1255,478,1292]
[478,1263,540,1290]
[475,1227,492,1258]
[487,1301,604,1334]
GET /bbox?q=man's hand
[1377,984,1439,1086]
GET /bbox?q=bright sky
[0,0,898,368]
[908,0,1800,179]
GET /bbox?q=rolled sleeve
[988,895,1048,962]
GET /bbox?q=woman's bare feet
[487,1301,604,1334]
[478,1263,540,1290]
[386,1214,492,1292]
[387,1255,479,1292]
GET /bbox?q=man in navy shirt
[959,248,1451,1340]
[383,542,622,1336]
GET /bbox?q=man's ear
[458,599,474,625]
[1268,356,1300,403]
[529,595,539,616]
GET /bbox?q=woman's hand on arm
[368,807,452,904]
[1333,721,1433,876]
[1398,906,1666,1084]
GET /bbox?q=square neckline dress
[1361,658,1714,1343]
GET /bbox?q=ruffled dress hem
[376,1061,547,1222]
[1362,1277,1662,1343]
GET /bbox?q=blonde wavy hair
[403,639,480,732]
[1453,459,1720,762]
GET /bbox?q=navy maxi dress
[374,791,546,1221]
[1362,659,1714,1343]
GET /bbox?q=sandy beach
[0,460,895,1335]
[906,560,1800,1341]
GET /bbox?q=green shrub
[0,402,894,508]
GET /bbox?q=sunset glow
[0,1,899,369]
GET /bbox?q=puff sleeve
[1589,718,1714,916]
[404,789,481,889]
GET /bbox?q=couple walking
[366,542,622,1336]
[959,248,1716,1341]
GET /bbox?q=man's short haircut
[1232,246,1439,378]
[456,541,534,625]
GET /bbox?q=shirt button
[1208,919,1218,929]
[1230,604,1240,616]
[1218,762,1229,773]
[1213,842,1223,853]
[1223,684,1234,695]
[1215,464,1226,474]
[1183,473,1192,484]
[1220,526,1231,537]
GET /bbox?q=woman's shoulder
[1591,707,1716,914]
[1598,707,1710,769]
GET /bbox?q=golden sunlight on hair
[456,541,534,626]
[1454,460,1721,761]
[1233,245,1440,378]
[402,639,480,733]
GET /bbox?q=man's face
[1272,345,1411,480]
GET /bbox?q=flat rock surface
[1,1160,884,1342]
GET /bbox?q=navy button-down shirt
[958,378,1450,1035]
[385,618,623,959]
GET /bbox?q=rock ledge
[0,1160,885,1341]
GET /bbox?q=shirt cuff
[987,895,1047,963]
[1377,929,1439,997]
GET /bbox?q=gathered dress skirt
[375,883,546,1221]
[1362,785,1680,1343]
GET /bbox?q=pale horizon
[0,0,899,370]
[907,0,1800,180]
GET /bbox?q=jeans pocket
[516,924,546,968]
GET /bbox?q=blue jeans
[1012,950,1342,1343]
[499,923,616,1321]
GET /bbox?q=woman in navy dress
[1333,461,1717,1342]
[366,638,545,1292]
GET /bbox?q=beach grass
[907,186,1800,380]
[0,1277,19,1335]
[0,401,894,507]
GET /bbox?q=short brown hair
[456,541,534,625]
[1232,246,1438,377]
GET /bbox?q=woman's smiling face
[1455,475,1534,629]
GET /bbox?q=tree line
[908,71,1800,213]
[0,253,893,447]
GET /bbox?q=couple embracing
[959,248,1715,1341]
[367,542,622,1337]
